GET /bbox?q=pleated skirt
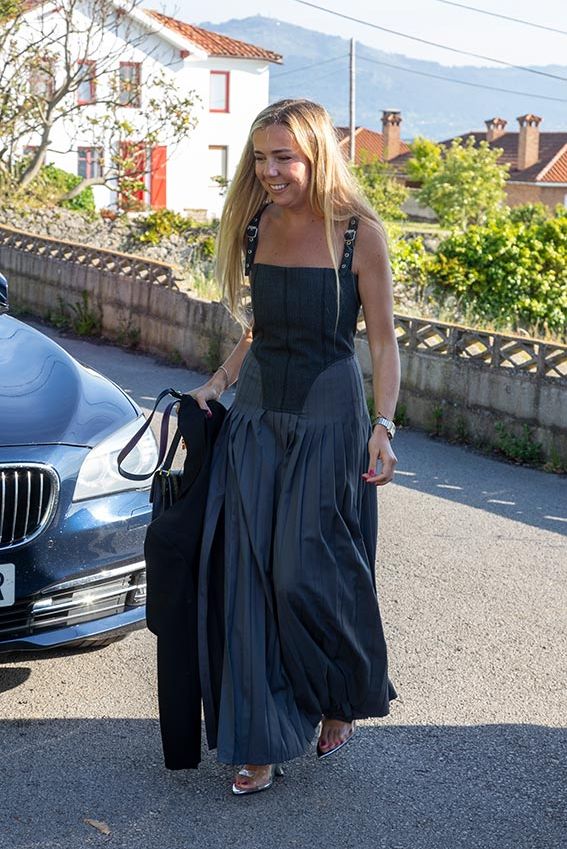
[198,351,396,765]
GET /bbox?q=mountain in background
[199,15,567,140]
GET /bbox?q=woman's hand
[188,378,225,418]
[362,426,397,486]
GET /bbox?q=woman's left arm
[355,222,400,486]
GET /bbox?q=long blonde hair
[215,98,386,326]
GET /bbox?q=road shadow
[392,429,567,538]
[0,718,564,849]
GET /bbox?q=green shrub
[508,203,550,226]
[352,157,408,221]
[494,422,543,466]
[135,208,194,244]
[429,214,567,334]
[388,231,431,296]
[37,164,96,213]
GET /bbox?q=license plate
[0,564,15,606]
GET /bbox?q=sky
[160,0,567,68]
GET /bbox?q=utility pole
[349,37,356,163]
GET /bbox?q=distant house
[336,110,411,164]
[17,2,282,217]
[390,113,567,212]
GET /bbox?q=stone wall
[0,225,240,370]
[2,223,566,466]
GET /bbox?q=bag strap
[117,387,182,481]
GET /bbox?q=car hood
[0,316,137,447]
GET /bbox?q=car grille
[0,464,59,550]
[0,563,146,640]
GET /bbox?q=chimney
[517,114,542,170]
[381,109,402,161]
[485,116,507,143]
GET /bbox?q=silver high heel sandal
[232,763,284,795]
[316,719,356,759]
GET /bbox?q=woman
[191,99,400,795]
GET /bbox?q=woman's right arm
[189,325,253,416]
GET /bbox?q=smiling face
[252,124,311,210]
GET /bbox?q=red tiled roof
[539,143,567,183]
[336,127,410,164]
[146,11,282,63]
[390,130,567,184]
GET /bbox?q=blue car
[0,273,157,651]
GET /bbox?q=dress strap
[340,216,358,273]
[244,205,268,277]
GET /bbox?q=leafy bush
[134,209,195,244]
[37,164,96,213]
[429,214,567,334]
[352,158,408,221]
[388,230,431,296]
[132,209,217,265]
[508,203,550,226]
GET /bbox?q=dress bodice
[245,209,361,413]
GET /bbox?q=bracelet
[216,364,231,388]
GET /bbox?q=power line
[357,53,567,104]
[290,0,567,83]
[272,53,347,78]
[433,0,567,38]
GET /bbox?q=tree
[405,136,442,184]
[0,0,199,206]
[351,155,408,221]
[406,135,509,230]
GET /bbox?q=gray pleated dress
[198,210,396,765]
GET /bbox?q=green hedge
[39,164,95,213]
[429,211,567,334]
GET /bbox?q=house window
[30,60,55,99]
[119,62,141,107]
[209,71,229,112]
[78,147,103,179]
[208,145,228,187]
[77,60,96,104]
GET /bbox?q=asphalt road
[1,324,566,849]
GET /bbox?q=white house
[17,1,282,217]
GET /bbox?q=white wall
[16,2,273,217]
[168,57,270,217]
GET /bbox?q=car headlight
[73,416,158,501]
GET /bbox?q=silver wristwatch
[372,415,396,441]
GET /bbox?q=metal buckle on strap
[344,228,357,243]
[246,224,258,241]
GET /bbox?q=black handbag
[117,388,185,520]
[149,430,184,519]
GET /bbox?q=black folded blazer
[144,393,226,769]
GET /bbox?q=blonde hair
[215,98,386,326]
